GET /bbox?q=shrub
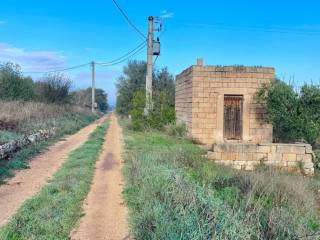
[164,123,187,138]
[130,90,176,131]
[130,91,147,131]
[257,80,320,145]
[35,73,72,104]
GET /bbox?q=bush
[130,91,147,131]
[164,123,187,138]
[130,90,176,131]
[0,62,35,101]
[257,80,320,146]
[35,73,72,104]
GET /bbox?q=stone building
[176,58,273,145]
[175,59,315,175]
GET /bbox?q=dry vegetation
[0,101,93,134]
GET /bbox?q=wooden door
[224,95,243,140]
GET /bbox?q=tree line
[0,62,108,112]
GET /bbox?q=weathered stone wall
[207,143,315,176]
[175,67,193,129]
[175,60,274,145]
[0,129,55,160]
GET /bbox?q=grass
[0,119,109,240]
[0,113,98,184]
[121,120,320,240]
[0,131,21,144]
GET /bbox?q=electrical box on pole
[153,37,160,56]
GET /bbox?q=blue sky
[0,0,320,106]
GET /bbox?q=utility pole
[91,61,95,113]
[145,16,154,114]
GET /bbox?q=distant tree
[71,87,109,112]
[35,73,72,104]
[0,62,35,101]
[116,60,146,115]
[116,60,175,116]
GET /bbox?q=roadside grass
[121,120,320,240]
[0,131,21,144]
[0,119,109,240]
[0,113,98,184]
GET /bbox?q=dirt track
[0,116,106,227]
[71,114,130,240]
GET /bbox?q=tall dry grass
[0,101,91,123]
[0,101,93,132]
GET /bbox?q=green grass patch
[0,114,98,184]
[0,131,21,144]
[0,120,109,240]
[121,119,320,239]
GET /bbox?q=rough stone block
[282,153,296,162]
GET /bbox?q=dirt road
[0,116,106,227]
[71,114,130,240]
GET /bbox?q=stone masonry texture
[175,60,274,145]
[207,143,315,176]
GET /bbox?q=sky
[0,0,320,106]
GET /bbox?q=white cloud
[160,10,174,19]
[0,42,66,72]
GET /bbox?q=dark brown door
[224,95,243,140]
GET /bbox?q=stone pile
[0,129,55,160]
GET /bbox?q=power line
[23,62,91,74]
[23,41,147,74]
[96,40,147,65]
[97,42,146,67]
[111,0,146,40]
[174,22,320,35]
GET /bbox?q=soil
[71,114,130,240]
[0,116,107,227]
[0,120,17,131]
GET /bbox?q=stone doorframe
[214,88,251,143]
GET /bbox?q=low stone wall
[0,129,55,160]
[207,143,315,176]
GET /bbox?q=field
[0,101,98,183]
[121,120,320,239]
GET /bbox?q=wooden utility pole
[91,61,95,113]
[145,16,154,114]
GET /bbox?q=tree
[116,60,175,116]
[0,62,35,101]
[116,60,146,115]
[71,88,109,112]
